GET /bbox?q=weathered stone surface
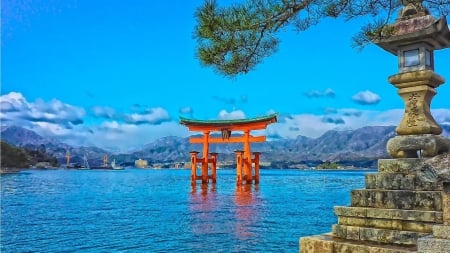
[335,206,443,223]
[299,234,334,253]
[378,159,424,174]
[444,182,450,225]
[347,225,360,240]
[365,173,441,190]
[337,216,434,233]
[387,70,445,89]
[366,173,377,189]
[300,234,418,253]
[366,208,442,223]
[338,216,366,227]
[333,224,428,245]
[301,154,448,252]
[332,224,346,239]
[433,225,450,239]
[360,226,427,245]
[351,189,442,211]
[333,241,416,253]
[417,235,450,252]
[387,135,449,158]
[423,153,450,175]
[334,206,368,218]
[418,152,450,183]
[396,87,441,136]
[333,239,417,253]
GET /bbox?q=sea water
[1,168,369,252]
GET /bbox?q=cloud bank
[2,92,449,152]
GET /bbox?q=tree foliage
[1,141,31,168]
[194,0,450,76]
[1,141,60,169]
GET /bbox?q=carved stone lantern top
[398,0,429,20]
[375,17,450,55]
[374,0,450,55]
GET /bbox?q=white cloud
[0,92,85,126]
[352,90,381,105]
[179,106,193,115]
[92,106,116,118]
[304,88,336,98]
[0,92,29,112]
[217,109,246,120]
[124,107,171,125]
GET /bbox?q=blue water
[1,168,369,252]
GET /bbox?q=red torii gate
[179,113,277,185]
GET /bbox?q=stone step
[300,233,418,253]
[351,189,442,211]
[337,216,435,233]
[334,206,443,223]
[332,224,429,246]
[418,234,450,252]
[378,158,424,174]
[365,173,442,191]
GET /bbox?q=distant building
[135,159,148,168]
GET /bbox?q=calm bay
[1,168,370,252]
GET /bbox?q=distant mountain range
[2,125,449,168]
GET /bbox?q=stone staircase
[300,158,445,252]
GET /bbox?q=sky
[1,0,450,153]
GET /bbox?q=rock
[387,135,450,158]
[418,152,450,183]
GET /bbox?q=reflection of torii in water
[234,184,260,239]
[180,113,277,185]
[189,184,219,236]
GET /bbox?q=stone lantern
[300,3,450,252]
[375,0,450,158]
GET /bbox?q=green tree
[0,142,60,169]
[194,0,449,76]
[317,161,340,169]
[1,141,31,168]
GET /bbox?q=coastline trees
[0,141,59,169]
[1,141,31,169]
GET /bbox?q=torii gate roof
[179,113,277,131]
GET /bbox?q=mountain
[4,124,448,167]
[130,126,398,166]
[0,126,111,166]
[1,126,52,146]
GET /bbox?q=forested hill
[0,141,59,170]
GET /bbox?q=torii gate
[179,113,277,185]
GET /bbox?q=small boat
[111,159,124,170]
[77,155,91,170]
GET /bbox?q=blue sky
[2,0,450,152]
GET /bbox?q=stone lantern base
[387,134,450,158]
[299,156,450,253]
